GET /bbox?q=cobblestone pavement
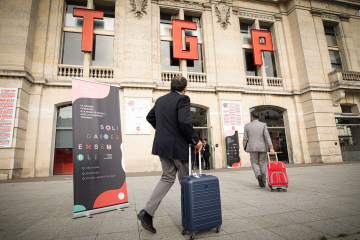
[0,163,360,240]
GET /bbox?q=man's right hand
[195,140,203,150]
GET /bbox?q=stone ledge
[0,69,34,83]
[0,173,8,180]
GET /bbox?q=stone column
[311,9,332,87]
[179,9,187,79]
[113,0,125,83]
[338,14,360,72]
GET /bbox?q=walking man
[137,76,202,233]
[243,111,275,187]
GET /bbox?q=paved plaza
[0,163,360,240]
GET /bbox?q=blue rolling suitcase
[181,145,222,240]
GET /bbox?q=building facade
[0,0,360,179]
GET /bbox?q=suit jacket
[243,120,273,153]
[202,143,210,157]
[146,91,199,161]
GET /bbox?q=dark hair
[204,139,207,141]
[171,75,187,92]
[251,111,259,119]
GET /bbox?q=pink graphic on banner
[72,78,110,102]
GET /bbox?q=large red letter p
[251,29,274,66]
[73,8,104,53]
[172,19,199,60]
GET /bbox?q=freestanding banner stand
[72,78,129,218]
[225,130,241,168]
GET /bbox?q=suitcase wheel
[277,188,280,192]
[216,225,221,233]
[271,188,274,192]
[182,229,186,235]
[283,189,287,192]
[190,233,196,240]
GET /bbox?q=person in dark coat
[202,139,211,170]
[137,76,202,233]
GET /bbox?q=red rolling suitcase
[180,145,222,240]
[267,153,289,192]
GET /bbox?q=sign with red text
[0,88,18,148]
[222,102,243,134]
[225,130,241,168]
[125,99,151,135]
[251,29,274,66]
[72,78,128,218]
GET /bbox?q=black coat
[146,91,199,161]
[202,143,210,157]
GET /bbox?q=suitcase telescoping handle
[189,144,202,176]
[267,152,278,162]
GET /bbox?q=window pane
[92,35,114,67]
[161,41,180,71]
[329,50,342,64]
[55,129,73,148]
[332,64,342,71]
[187,44,203,73]
[184,16,202,40]
[94,5,115,31]
[264,51,277,77]
[160,13,176,36]
[240,23,251,44]
[260,25,271,31]
[62,32,84,65]
[57,105,72,128]
[324,25,338,46]
[243,49,257,76]
[64,4,86,27]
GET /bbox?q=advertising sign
[72,78,128,218]
[221,101,243,133]
[125,99,151,135]
[0,88,18,148]
[225,131,241,168]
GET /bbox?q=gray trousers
[144,157,189,216]
[250,152,267,184]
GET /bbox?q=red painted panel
[73,8,104,52]
[172,19,199,60]
[250,29,274,66]
[53,148,73,175]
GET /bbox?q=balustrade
[58,65,83,77]
[267,77,283,87]
[187,73,206,83]
[246,76,263,86]
[90,67,113,78]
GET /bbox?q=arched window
[53,105,73,175]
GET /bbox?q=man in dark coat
[137,76,202,233]
[202,139,211,170]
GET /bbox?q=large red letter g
[73,8,104,53]
[251,29,274,66]
[172,19,199,60]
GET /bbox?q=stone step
[0,174,8,180]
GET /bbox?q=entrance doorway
[250,106,289,163]
[190,105,214,169]
[336,116,360,161]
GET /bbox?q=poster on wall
[0,88,18,148]
[221,101,243,133]
[125,99,151,135]
[72,78,128,218]
[225,130,241,168]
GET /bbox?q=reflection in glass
[324,25,338,47]
[92,35,114,67]
[190,106,207,127]
[62,32,84,65]
[250,106,284,127]
[187,44,203,73]
[55,130,73,148]
[161,41,180,71]
[243,49,257,76]
[240,23,252,44]
[264,51,277,77]
[57,105,72,128]
[268,128,288,163]
[94,5,115,31]
[184,16,202,40]
[329,50,342,71]
[64,4,86,27]
[160,12,177,36]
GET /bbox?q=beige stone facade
[1,0,360,179]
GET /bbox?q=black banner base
[72,202,129,219]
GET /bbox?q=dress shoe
[137,209,156,233]
[258,175,265,188]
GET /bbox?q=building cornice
[0,69,34,83]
